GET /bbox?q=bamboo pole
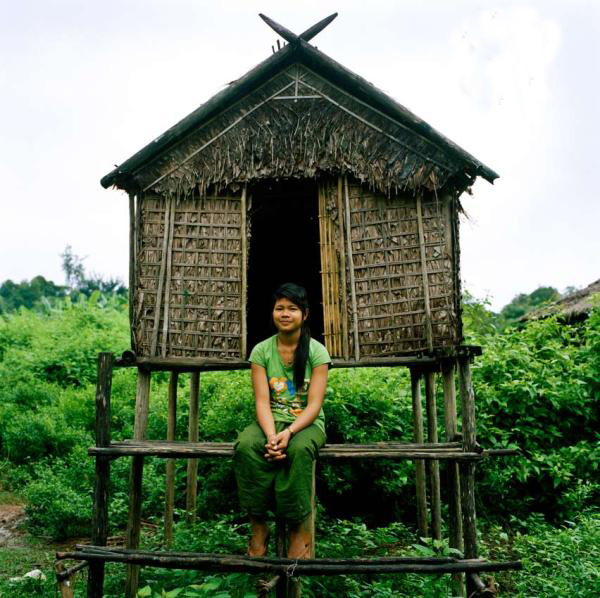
[425,370,442,540]
[125,368,151,598]
[336,177,350,360]
[88,352,113,598]
[186,372,200,522]
[459,356,479,598]
[150,198,172,356]
[442,362,464,597]
[165,372,179,547]
[128,193,136,352]
[240,185,248,358]
[416,194,434,351]
[318,185,331,352]
[161,198,176,357]
[343,176,360,361]
[410,368,428,538]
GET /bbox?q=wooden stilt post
[186,372,200,522]
[275,519,287,598]
[425,370,442,541]
[442,361,464,597]
[125,368,151,598]
[410,367,428,538]
[459,355,479,598]
[88,352,113,598]
[165,371,179,546]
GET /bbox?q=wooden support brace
[87,352,113,598]
[125,368,151,598]
[442,361,464,597]
[165,371,179,546]
[410,368,428,538]
[459,356,479,598]
[186,372,200,522]
[425,370,442,541]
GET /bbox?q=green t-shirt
[249,335,331,434]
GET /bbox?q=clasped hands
[264,429,292,461]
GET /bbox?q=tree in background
[0,246,127,313]
[499,286,561,324]
[61,245,127,299]
[0,276,66,312]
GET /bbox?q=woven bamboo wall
[320,177,460,358]
[134,192,245,358]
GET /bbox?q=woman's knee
[234,425,266,457]
[286,438,316,462]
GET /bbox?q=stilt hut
[101,14,497,364]
[65,15,523,598]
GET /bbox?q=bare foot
[248,517,270,557]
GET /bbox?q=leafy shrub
[1,407,88,463]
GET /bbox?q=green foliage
[470,309,599,520]
[0,295,129,388]
[500,285,560,323]
[0,286,599,593]
[0,275,66,313]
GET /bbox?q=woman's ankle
[287,519,312,559]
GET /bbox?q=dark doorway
[246,179,324,355]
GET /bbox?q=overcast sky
[1,0,598,310]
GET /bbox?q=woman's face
[272,297,307,334]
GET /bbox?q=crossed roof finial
[259,13,338,45]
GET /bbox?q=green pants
[233,421,326,525]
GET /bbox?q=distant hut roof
[523,279,600,322]
[101,14,498,197]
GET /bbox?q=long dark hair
[273,283,311,392]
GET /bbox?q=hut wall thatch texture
[135,192,245,358]
[321,178,459,357]
[135,65,464,200]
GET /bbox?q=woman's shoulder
[309,338,331,365]
[248,335,276,364]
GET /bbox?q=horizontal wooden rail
[88,440,517,461]
[114,346,482,372]
[57,545,522,576]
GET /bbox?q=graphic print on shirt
[269,377,309,417]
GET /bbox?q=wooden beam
[164,372,179,547]
[186,372,200,522]
[259,14,299,44]
[425,371,441,540]
[459,356,479,598]
[298,13,338,42]
[442,362,464,597]
[88,352,113,598]
[62,546,524,576]
[410,368,428,538]
[125,369,151,598]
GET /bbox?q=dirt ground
[0,504,26,548]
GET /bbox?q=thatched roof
[523,279,600,322]
[101,16,498,197]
